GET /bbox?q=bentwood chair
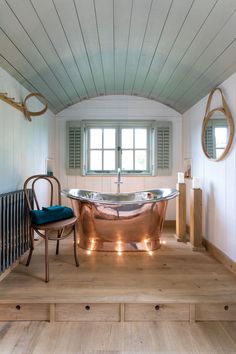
[23,174,79,282]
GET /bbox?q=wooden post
[190,188,205,251]
[176,183,187,242]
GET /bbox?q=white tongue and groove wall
[0,67,55,204]
[183,73,236,262]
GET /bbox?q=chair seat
[32,216,78,230]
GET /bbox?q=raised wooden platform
[0,228,236,322]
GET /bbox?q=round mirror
[201,89,234,161]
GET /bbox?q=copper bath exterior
[63,189,179,252]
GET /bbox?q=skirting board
[203,238,236,275]
[0,238,43,283]
[0,259,21,283]
[186,223,236,275]
[0,250,31,283]
[168,222,236,275]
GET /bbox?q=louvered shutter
[66,122,83,175]
[155,121,172,176]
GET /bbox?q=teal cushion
[30,206,74,225]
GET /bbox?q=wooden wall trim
[186,223,235,274]
[0,260,20,283]
[203,238,236,275]
[0,252,30,283]
[0,239,42,282]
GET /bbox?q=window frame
[66,120,172,177]
[83,120,154,176]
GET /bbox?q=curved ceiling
[1,0,236,114]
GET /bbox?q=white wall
[56,95,182,219]
[183,73,236,261]
[0,67,55,196]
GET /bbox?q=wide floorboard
[0,230,236,322]
[0,229,235,305]
[1,321,236,353]
[1,228,236,353]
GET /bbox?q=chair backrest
[23,174,62,211]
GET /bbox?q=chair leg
[26,228,34,267]
[56,230,61,255]
[73,225,79,267]
[45,234,49,282]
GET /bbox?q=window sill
[84,172,153,177]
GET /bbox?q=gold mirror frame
[201,88,234,161]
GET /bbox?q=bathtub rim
[62,188,179,205]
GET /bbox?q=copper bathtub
[63,189,179,252]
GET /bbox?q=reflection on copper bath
[63,189,179,252]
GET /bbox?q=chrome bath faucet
[115,168,123,193]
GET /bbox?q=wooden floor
[1,228,236,303]
[0,228,236,322]
[1,321,236,353]
[1,228,236,353]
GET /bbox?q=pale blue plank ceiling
[0,0,236,113]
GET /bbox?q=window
[85,122,151,174]
[88,128,116,171]
[215,127,228,159]
[121,128,148,171]
[66,120,172,176]
[205,119,228,160]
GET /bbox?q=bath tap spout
[115,168,123,193]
